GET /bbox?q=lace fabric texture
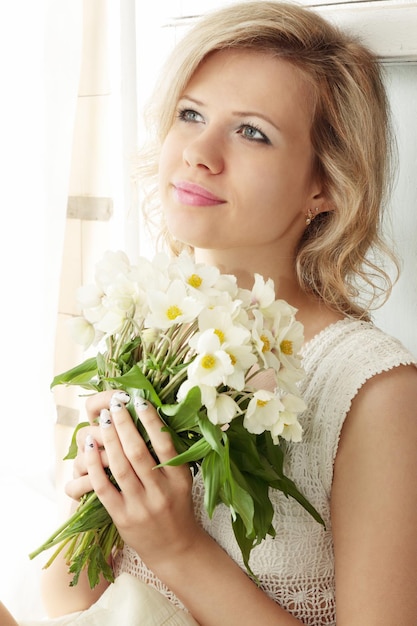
[113,319,416,625]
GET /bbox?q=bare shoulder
[333,362,417,495]
[331,363,417,625]
[341,362,417,438]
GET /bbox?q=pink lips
[173,181,225,207]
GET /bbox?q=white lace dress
[113,319,416,625]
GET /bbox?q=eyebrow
[233,110,281,133]
[179,95,281,133]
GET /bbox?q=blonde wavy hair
[138,1,398,320]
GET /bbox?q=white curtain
[0,0,83,618]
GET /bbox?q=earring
[305,207,319,225]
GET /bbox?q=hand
[77,390,201,571]
[64,393,128,501]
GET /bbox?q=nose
[183,130,224,174]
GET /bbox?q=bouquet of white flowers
[30,250,323,588]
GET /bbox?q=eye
[238,123,271,144]
[177,108,204,124]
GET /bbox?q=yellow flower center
[166,305,182,320]
[256,399,268,407]
[260,334,271,353]
[214,328,225,343]
[201,355,216,369]
[187,273,203,288]
[280,340,293,355]
[228,352,237,366]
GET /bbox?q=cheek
[158,141,172,188]
[158,131,181,180]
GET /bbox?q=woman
[39,2,417,625]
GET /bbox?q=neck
[194,246,298,301]
[193,247,344,344]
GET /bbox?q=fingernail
[99,408,112,428]
[109,399,123,412]
[134,397,148,412]
[112,391,130,404]
[85,434,95,451]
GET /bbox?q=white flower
[194,307,250,348]
[251,310,281,371]
[103,275,138,314]
[96,309,127,335]
[206,392,240,425]
[275,320,304,370]
[144,253,172,292]
[141,327,161,349]
[212,273,239,300]
[250,273,276,309]
[88,274,140,336]
[187,330,234,387]
[171,252,221,297]
[95,250,131,291]
[261,297,297,326]
[77,284,103,309]
[69,316,95,349]
[270,393,306,443]
[275,365,305,395]
[145,280,204,329]
[177,381,239,426]
[224,344,257,391]
[243,389,284,435]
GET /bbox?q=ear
[309,183,334,216]
[304,184,334,225]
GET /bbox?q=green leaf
[197,414,224,456]
[259,433,324,527]
[221,471,255,537]
[231,515,257,581]
[160,426,195,456]
[262,430,285,477]
[160,386,201,431]
[106,365,162,407]
[63,421,90,460]
[69,552,88,587]
[50,357,99,389]
[229,460,274,544]
[87,545,114,588]
[157,436,212,467]
[201,450,223,518]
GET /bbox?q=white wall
[373,63,417,356]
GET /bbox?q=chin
[165,221,215,251]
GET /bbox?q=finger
[84,434,122,511]
[85,389,131,425]
[73,448,109,478]
[99,404,153,493]
[134,398,180,466]
[74,425,108,477]
[75,424,103,452]
[65,474,94,501]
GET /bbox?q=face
[158,49,322,262]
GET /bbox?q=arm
[40,423,111,618]
[0,603,19,626]
[40,529,111,617]
[331,364,417,625]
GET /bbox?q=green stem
[28,491,99,560]
[159,366,191,401]
[43,535,73,569]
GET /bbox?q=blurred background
[0,0,415,619]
